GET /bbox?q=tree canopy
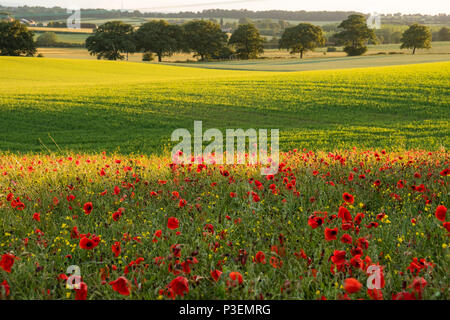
[135,20,184,62]
[229,23,264,59]
[183,20,228,61]
[400,24,432,54]
[85,21,135,60]
[334,14,377,56]
[0,20,36,56]
[279,23,325,59]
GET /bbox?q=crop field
[0,56,449,300]
[0,57,449,154]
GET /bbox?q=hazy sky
[1,0,449,14]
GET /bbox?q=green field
[0,57,449,154]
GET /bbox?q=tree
[334,14,377,56]
[135,20,183,62]
[36,32,58,47]
[229,23,264,59]
[279,23,325,59]
[437,27,450,41]
[400,24,432,54]
[85,21,135,60]
[0,20,36,56]
[183,20,228,61]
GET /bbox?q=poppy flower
[331,250,346,265]
[168,276,189,297]
[32,212,40,222]
[0,253,16,273]
[443,222,450,233]
[342,192,354,204]
[341,234,353,244]
[111,241,121,257]
[344,278,362,294]
[83,202,93,215]
[109,276,131,296]
[75,282,88,300]
[254,251,266,264]
[338,206,352,221]
[210,270,222,282]
[0,280,10,297]
[435,205,446,222]
[229,272,243,286]
[79,237,95,250]
[324,227,338,241]
[167,217,179,230]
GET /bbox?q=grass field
[0,57,448,154]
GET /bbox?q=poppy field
[0,149,448,300]
[0,57,449,300]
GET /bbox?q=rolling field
[0,57,449,300]
[0,57,449,153]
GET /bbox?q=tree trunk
[158,53,162,62]
[412,47,416,54]
[300,50,303,59]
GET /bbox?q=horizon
[1,0,449,15]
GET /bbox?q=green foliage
[85,21,135,60]
[229,23,264,59]
[334,14,377,56]
[36,31,58,46]
[135,20,184,62]
[279,23,325,58]
[183,20,228,61]
[437,27,450,41]
[0,20,36,56]
[400,24,432,54]
[142,51,155,61]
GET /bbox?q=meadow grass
[0,57,448,154]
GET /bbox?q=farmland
[0,57,449,154]
[0,56,449,300]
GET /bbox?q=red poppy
[0,253,16,273]
[179,199,187,208]
[229,272,243,286]
[344,278,362,294]
[75,282,88,300]
[341,233,352,244]
[109,276,131,296]
[435,205,447,222]
[0,280,10,297]
[210,269,222,282]
[331,250,346,265]
[324,227,338,241]
[83,202,93,215]
[111,241,121,257]
[443,222,450,233]
[167,217,179,230]
[342,192,354,204]
[338,206,352,221]
[79,237,96,250]
[32,212,40,222]
[254,251,266,264]
[168,276,189,297]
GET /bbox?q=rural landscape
[0,1,449,303]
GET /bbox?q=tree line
[0,15,438,59]
[2,5,449,24]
